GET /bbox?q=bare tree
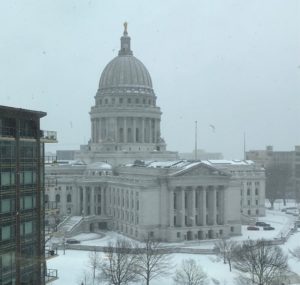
[99,238,139,285]
[265,163,292,208]
[173,258,207,285]
[232,239,289,285]
[135,236,170,285]
[88,249,101,285]
[290,246,300,261]
[214,238,236,271]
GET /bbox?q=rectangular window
[1,252,15,273]
[1,199,11,213]
[24,196,33,209]
[24,171,33,184]
[1,225,11,240]
[1,172,11,186]
[24,221,33,235]
[255,188,259,195]
[177,232,181,238]
[247,189,250,195]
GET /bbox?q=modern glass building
[0,105,57,285]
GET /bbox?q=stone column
[169,189,174,227]
[149,119,153,144]
[222,186,227,225]
[115,118,118,143]
[124,118,127,143]
[180,189,185,227]
[133,117,136,143]
[83,187,87,216]
[101,187,105,216]
[142,118,145,143]
[98,118,101,142]
[91,187,95,215]
[201,188,206,226]
[95,119,99,143]
[191,188,196,226]
[154,119,157,143]
[212,187,217,225]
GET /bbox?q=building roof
[0,105,46,118]
[98,25,153,90]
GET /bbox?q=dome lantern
[118,22,133,56]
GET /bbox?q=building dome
[99,56,152,90]
[98,23,153,91]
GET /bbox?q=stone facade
[46,160,245,241]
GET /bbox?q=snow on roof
[207,159,254,165]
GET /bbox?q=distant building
[0,105,57,285]
[56,150,76,161]
[180,149,223,160]
[246,145,300,199]
[208,160,265,218]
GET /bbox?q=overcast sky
[1,0,299,159]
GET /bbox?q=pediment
[171,163,228,178]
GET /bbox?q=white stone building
[45,25,265,242]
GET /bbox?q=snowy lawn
[47,207,300,285]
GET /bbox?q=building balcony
[45,268,58,283]
[0,126,15,138]
[41,130,58,143]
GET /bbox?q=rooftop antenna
[195,121,198,160]
[243,132,246,160]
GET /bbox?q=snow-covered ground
[47,200,300,285]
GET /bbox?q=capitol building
[45,25,265,242]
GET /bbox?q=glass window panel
[1,225,11,240]
[1,252,15,270]
[11,171,15,185]
[24,171,33,184]
[24,196,33,209]
[24,221,33,235]
[1,172,10,186]
[1,199,11,213]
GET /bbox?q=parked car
[263,226,275,231]
[255,221,270,227]
[247,226,259,231]
[66,239,80,244]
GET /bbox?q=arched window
[55,194,60,203]
[67,194,72,203]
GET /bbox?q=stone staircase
[57,216,83,236]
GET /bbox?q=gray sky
[1,0,299,159]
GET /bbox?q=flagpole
[243,132,246,160]
[195,121,197,160]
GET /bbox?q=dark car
[263,226,275,231]
[66,239,80,244]
[255,221,270,227]
[247,226,259,231]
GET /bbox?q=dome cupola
[98,23,153,90]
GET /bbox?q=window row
[0,196,36,213]
[1,221,34,241]
[98,97,155,106]
[0,171,38,187]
